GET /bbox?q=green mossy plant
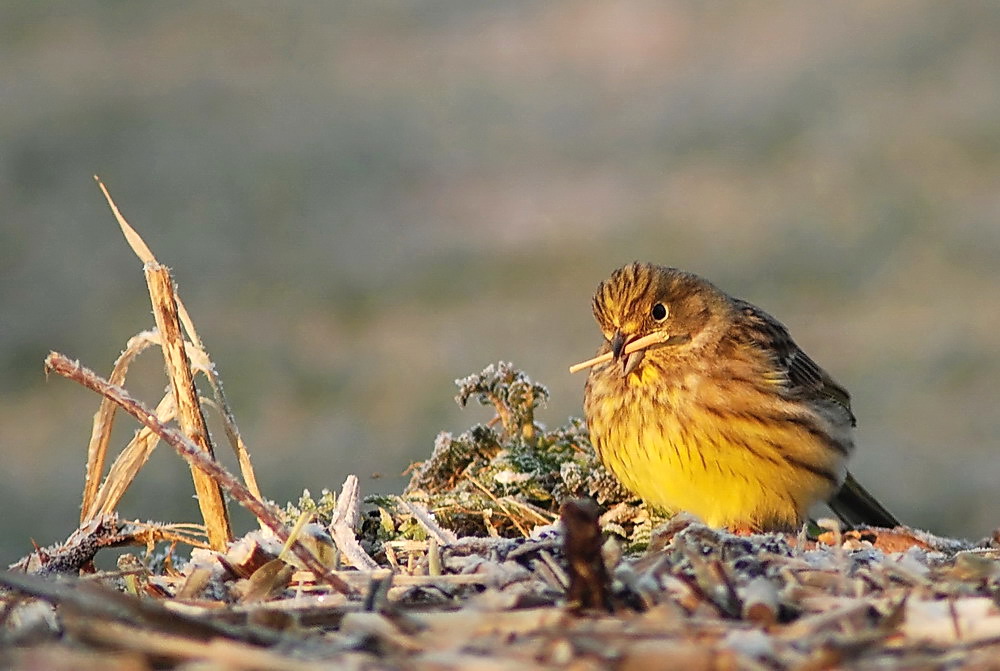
[361,362,657,552]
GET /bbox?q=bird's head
[575,262,723,377]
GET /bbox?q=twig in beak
[569,331,674,374]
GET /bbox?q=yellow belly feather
[588,363,841,529]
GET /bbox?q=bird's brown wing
[733,300,855,425]
[735,300,899,528]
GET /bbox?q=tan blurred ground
[2,2,999,564]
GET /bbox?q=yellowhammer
[571,262,898,532]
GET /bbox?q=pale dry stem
[568,331,674,374]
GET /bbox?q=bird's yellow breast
[586,360,842,530]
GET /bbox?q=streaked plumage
[580,262,897,531]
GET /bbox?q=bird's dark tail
[828,471,900,528]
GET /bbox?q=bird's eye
[651,302,668,322]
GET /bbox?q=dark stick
[561,499,613,612]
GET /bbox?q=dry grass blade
[89,392,175,518]
[183,324,262,502]
[238,559,296,604]
[80,331,158,522]
[95,176,155,264]
[279,511,316,562]
[44,352,353,595]
[463,473,531,537]
[201,390,263,502]
[128,520,210,551]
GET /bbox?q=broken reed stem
[145,264,232,551]
[95,176,262,507]
[44,352,353,596]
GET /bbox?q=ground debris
[5,512,997,670]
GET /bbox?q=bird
[571,262,898,532]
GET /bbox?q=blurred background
[2,1,999,565]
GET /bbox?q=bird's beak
[611,331,645,377]
[610,331,627,359]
